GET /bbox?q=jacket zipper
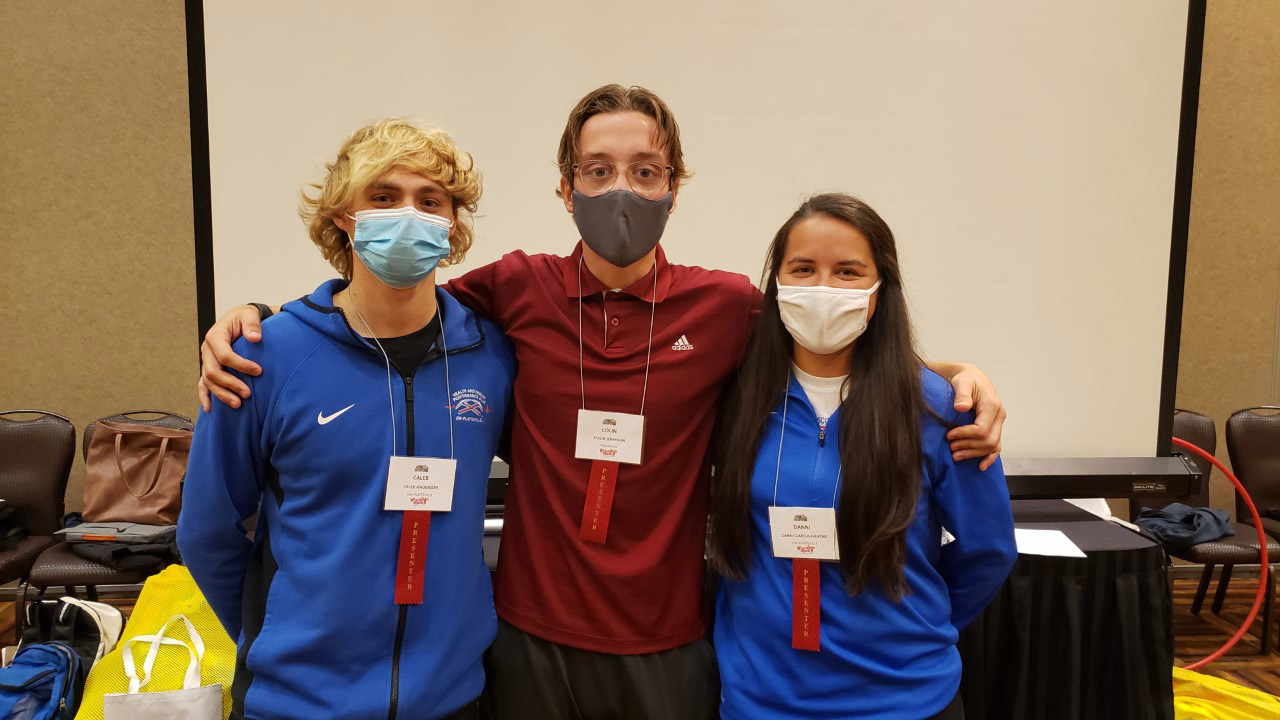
[329,306,477,720]
[810,400,831,502]
[387,373,414,720]
[50,641,77,719]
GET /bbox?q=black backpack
[20,598,118,681]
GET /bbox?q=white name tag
[384,456,457,512]
[574,409,645,465]
[769,506,840,561]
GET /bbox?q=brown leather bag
[83,420,192,524]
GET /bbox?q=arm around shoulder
[443,255,522,324]
[179,363,270,638]
[923,384,1017,630]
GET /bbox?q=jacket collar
[288,279,485,353]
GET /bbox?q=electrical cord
[1171,437,1271,670]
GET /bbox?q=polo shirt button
[610,317,620,327]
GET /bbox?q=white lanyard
[768,388,843,562]
[349,288,455,460]
[577,254,658,415]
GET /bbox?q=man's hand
[939,363,1006,471]
[198,305,265,412]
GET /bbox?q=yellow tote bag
[1173,666,1280,719]
[75,565,236,720]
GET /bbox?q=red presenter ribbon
[792,558,821,651]
[579,460,619,544]
[394,511,430,604]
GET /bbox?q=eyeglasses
[571,160,674,199]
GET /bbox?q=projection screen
[199,0,1193,458]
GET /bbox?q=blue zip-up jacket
[178,279,515,720]
[715,369,1017,720]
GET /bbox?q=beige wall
[0,1,197,510]
[0,0,1274,514]
[1177,1,1280,512]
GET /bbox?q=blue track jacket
[179,280,515,720]
[715,369,1017,720]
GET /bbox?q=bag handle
[113,432,171,499]
[122,614,205,693]
[123,636,199,694]
[101,422,191,437]
[142,614,205,675]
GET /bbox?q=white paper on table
[1014,528,1087,558]
[1066,498,1114,519]
[1064,498,1143,533]
[1106,516,1142,533]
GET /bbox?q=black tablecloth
[958,500,1174,720]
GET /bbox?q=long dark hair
[709,193,926,600]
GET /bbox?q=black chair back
[1226,406,1280,521]
[81,410,194,462]
[1172,408,1215,507]
[0,411,74,536]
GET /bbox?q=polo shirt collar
[561,241,673,302]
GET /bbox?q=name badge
[574,409,645,465]
[769,506,840,561]
[384,456,457,512]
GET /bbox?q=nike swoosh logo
[317,404,355,425]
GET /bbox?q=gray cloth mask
[571,189,673,267]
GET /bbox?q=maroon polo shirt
[445,242,759,653]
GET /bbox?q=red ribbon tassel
[579,460,619,544]
[395,511,430,604]
[792,558,821,651]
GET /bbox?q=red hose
[1170,437,1270,670]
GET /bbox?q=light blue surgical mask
[350,207,453,289]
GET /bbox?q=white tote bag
[102,614,221,720]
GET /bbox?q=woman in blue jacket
[709,193,1017,720]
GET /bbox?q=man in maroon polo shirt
[198,84,1006,719]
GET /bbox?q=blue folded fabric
[1136,503,1234,550]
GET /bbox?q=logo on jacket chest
[450,388,491,423]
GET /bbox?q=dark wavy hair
[708,193,926,600]
[555,84,691,197]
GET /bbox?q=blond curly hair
[300,119,482,279]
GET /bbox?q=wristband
[251,303,274,321]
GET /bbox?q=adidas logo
[671,335,694,351]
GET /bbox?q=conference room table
[958,499,1174,720]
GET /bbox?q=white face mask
[776,280,882,355]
